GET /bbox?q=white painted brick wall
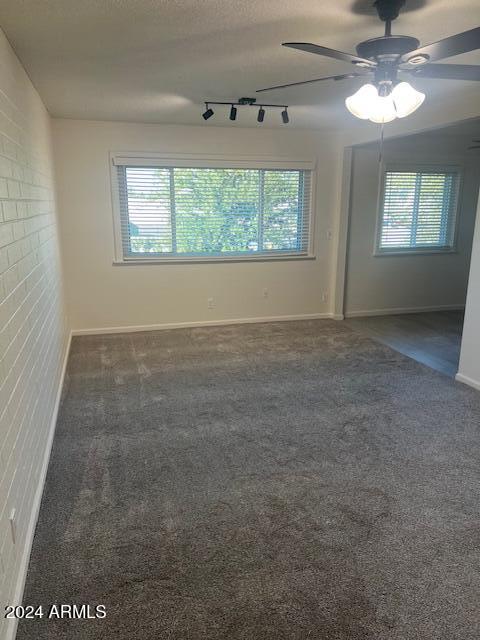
[0,29,68,638]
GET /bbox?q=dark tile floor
[344,311,464,377]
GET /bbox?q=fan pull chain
[378,123,385,163]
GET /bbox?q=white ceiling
[0,0,479,129]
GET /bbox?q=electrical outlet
[326,230,332,240]
[263,288,268,299]
[321,291,328,303]
[207,297,215,309]
[9,508,16,544]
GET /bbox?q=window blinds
[379,170,460,251]
[116,165,312,259]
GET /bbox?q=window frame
[110,152,316,264]
[373,162,462,257]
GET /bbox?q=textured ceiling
[0,0,479,129]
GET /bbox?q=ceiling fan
[256,0,480,123]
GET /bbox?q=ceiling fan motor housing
[356,35,420,62]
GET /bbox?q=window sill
[113,254,316,266]
[373,248,457,257]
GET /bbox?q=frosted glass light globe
[345,84,378,119]
[368,95,397,124]
[391,82,425,118]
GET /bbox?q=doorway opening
[342,118,480,377]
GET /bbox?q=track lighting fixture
[202,104,214,120]
[201,97,291,124]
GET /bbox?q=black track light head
[281,108,289,124]
[257,107,265,123]
[229,105,237,121]
[202,104,214,120]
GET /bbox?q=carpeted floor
[18,320,480,640]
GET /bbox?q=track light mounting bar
[204,100,288,109]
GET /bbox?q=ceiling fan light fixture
[346,80,424,123]
[345,83,378,119]
[391,81,425,117]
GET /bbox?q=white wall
[0,29,68,640]
[344,141,479,316]
[52,119,345,332]
[457,194,480,390]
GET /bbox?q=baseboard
[455,372,480,391]
[344,304,465,319]
[71,313,336,336]
[5,331,72,640]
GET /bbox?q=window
[112,154,313,262]
[377,167,460,254]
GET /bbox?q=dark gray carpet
[18,320,480,640]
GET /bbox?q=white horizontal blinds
[380,170,459,251]
[118,165,311,258]
[119,166,173,254]
[263,169,310,252]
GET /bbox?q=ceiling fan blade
[408,63,480,81]
[401,27,480,65]
[283,42,375,67]
[256,72,366,93]
[468,146,480,149]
